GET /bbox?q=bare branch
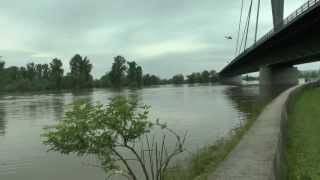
[111,148,137,180]
[124,144,150,180]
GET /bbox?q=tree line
[0,54,93,91]
[299,70,320,79]
[0,54,220,92]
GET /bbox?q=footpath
[207,85,300,180]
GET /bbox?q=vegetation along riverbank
[0,55,219,92]
[166,102,267,180]
[285,86,320,180]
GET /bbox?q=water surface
[0,84,268,179]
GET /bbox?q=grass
[165,103,265,180]
[286,87,320,180]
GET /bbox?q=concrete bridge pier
[220,76,242,86]
[259,66,299,86]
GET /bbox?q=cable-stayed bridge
[220,0,320,86]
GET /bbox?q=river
[0,83,277,180]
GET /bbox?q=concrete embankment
[207,82,319,180]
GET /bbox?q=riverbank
[285,86,320,180]
[166,100,266,180]
[204,84,303,180]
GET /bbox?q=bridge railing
[231,0,320,66]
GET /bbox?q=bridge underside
[220,2,320,83]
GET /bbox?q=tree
[127,61,138,87]
[43,97,186,180]
[109,56,127,87]
[200,70,210,83]
[42,64,50,80]
[26,62,36,80]
[0,60,5,89]
[50,58,64,89]
[143,74,160,86]
[69,54,93,88]
[99,72,112,87]
[126,61,143,88]
[136,66,143,87]
[187,73,197,84]
[210,70,219,83]
[0,61,4,71]
[171,74,184,84]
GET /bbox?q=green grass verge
[165,103,265,180]
[286,87,320,180]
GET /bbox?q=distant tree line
[94,55,164,88]
[0,55,220,92]
[299,70,320,79]
[242,75,259,81]
[94,56,219,88]
[0,54,93,92]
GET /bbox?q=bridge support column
[259,66,299,86]
[220,76,242,86]
[271,0,284,29]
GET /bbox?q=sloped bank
[281,81,320,180]
[207,82,319,180]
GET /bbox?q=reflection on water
[0,84,288,180]
[0,103,6,135]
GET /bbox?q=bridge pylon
[271,0,284,29]
[259,66,299,86]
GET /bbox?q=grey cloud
[0,0,312,78]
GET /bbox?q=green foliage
[98,72,112,88]
[298,70,320,79]
[0,54,94,92]
[286,88,320,180]
[105,56,162,88]
[186,70,219,84]
[43,97,186,180]
[171,74,184,84]
[44,97,151,151]
[0,60,5,71]
[69,54,93,88]
[126,61,144,88]
[110,56,127,87]
[127,61,138,86]
[143,74,161,86]
[200,71,210,83]
[136,66,143,87]
[187,73,201,84]
[50,58,64,89]
[43,97,152,173]
[209,70,219,83]
[0,54,222,92]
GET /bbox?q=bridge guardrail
[229,0,320,68]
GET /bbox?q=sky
[0,0,317,78]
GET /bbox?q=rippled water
[0,84,271,180]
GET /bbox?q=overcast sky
[0,0,317,78]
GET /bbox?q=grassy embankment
[286,87,320,180]
[166,103,266,180]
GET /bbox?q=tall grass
[285,87,320,180]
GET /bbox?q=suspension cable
[254,0,261,43]
[238,0,253,54]
[238,13,249,54]
[235,0,245,56]
[243,0,253,50]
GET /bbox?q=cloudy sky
[0,0,316,78]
